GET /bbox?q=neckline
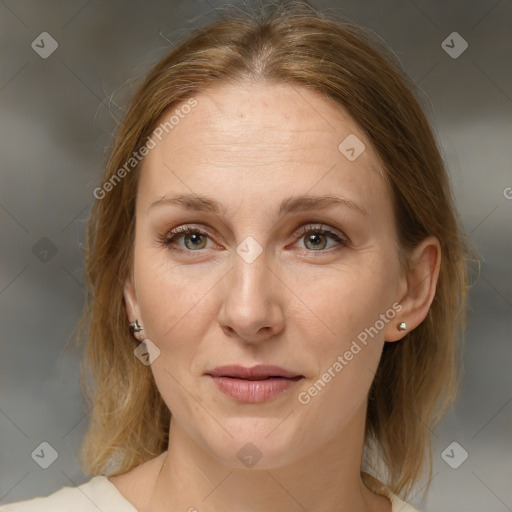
[97,472,417,512]
[87,475,140,511]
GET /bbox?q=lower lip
[209,376,303,403]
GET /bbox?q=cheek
[293,266,394,429]
[300,255,399,347]
[132,251,212,416]
[133,247,212,340]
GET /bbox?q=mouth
[205,365,304,403]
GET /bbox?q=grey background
[0,1,510,511]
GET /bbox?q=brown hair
[75,0,470,501]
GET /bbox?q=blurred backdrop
[0,1,511,510]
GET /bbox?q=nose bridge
[218,237,283,338]
[229,240,273,308]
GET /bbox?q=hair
[74,0,471,503]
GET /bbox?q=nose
[217,250,285,345]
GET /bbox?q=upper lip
[206,365,302,380]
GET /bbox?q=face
[124,81,408,469]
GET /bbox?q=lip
[206,365,304,403]
[207,365,301,379]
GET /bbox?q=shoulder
[0,476,138,512]
[362,472,422,512]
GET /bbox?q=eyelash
[159,223,350,256]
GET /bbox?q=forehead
[138,81,389,216]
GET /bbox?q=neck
[148,401,388,512]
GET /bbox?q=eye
[292,224,349,253]
[161,225,215,252]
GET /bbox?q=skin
[112,81,441,512]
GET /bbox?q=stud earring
[397,321,407,332]
[129,320,143,333]
[129,320,145,342]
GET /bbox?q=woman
[2,1,470,511]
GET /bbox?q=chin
[201,422,306,470]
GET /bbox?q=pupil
[307,233,325,249]
[187,234,204,248]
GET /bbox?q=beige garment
[1,472,421,511]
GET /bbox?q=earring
[129,320,143,333]
[397,321,407,332]
[129,320,144,342]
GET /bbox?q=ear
[123,273,141,324]
[384,236,441,342]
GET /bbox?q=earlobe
[384,236,441,342]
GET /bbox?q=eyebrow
[148,193,368,217]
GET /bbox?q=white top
[1,472,420,511]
